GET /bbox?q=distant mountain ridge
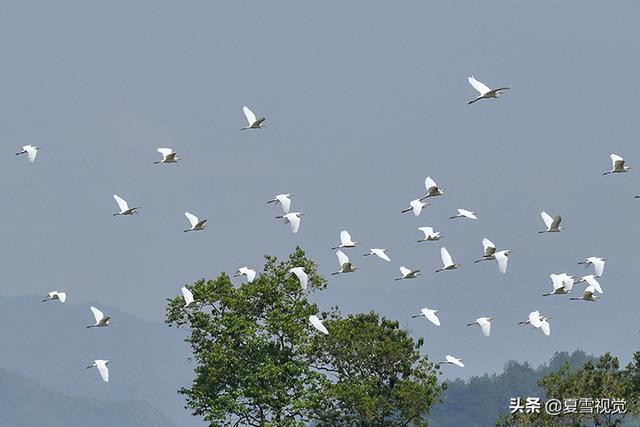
[0,367,182,427]
[0,295,201,427]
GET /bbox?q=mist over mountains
[0,295,199,426]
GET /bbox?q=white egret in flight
[42,291,66,303]
[494,250,512,274]
[578,257,605,277]
[603,154,630,175]
[518,310,543,329]
[87,306,111,328]
[289,267,308,290]
[467,76,510,105]
[578,275,603,294]
[309,315,328,335]
[275,212,303,233]
[363,248,391,262]
[570,285,599,302]
[539,211,562,233]
[242,105,266,130]
[154,148,180,164]
[422,177,445,198]
[402,199,429,216]
[267,194,292,214]
[411,308,441,326]
[474,238,496,262]
[181,286,198,308]
[543,274,573,296]
[439,355,464,368]
[435,247,460,272]
[467,317,494,337]
[184,212,207,232]
[332,250,357,275]
[86,359,110,383]
[449,209,477,220]
[332,230,358,249]
[417,226,442,242]
[112,194,140,216]
[395,266,421,281]
[16,145,39,162]
[234,267,257,283]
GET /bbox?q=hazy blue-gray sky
[2,0,640,386]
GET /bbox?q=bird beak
[466,323,474,326]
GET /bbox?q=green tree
[165,247,326,426]
[166,248,445,426]
[496,352,632,427]
[622,352,640,417]
[307,311,446,427]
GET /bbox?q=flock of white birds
[27,77,632,381]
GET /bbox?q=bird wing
[424,176,437,191]
[423,309,441,326]
[340,230,352,245]
[277,195,291,214]
[288,214,301,233]
[482,238,496,256]
[540,320,551,336]
[478,318,491,336]
[25,146,37,162]
[246,269,257,283]
[590,258,605,277]
[410,199,423,216]
[583,276,603,294]
[460,209,477,219]
[57,292,67,303]
[90,305,104,322]
[560,274,575,292]
[550,274,564,290]
[584,285,596,298]
[468,76,491,95]
[446,355,464,367]
[441,247,453,266]
[113,194,129,211]
[610,153,624,168]
[309,315,328,334]
[540,211,553,228]
[185,212,199,227]
[373,249,391,262]
[157,147,173,158]
[419,226,434,237]
[529,311,542,328]
[181,286,194,304]
[495,251,509,274]
[550,215,562,230]
[336,250,349,267]
[399,266,411,277]
[96,361,109,382]
[243,105,257,125]
[290,267,308,290]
